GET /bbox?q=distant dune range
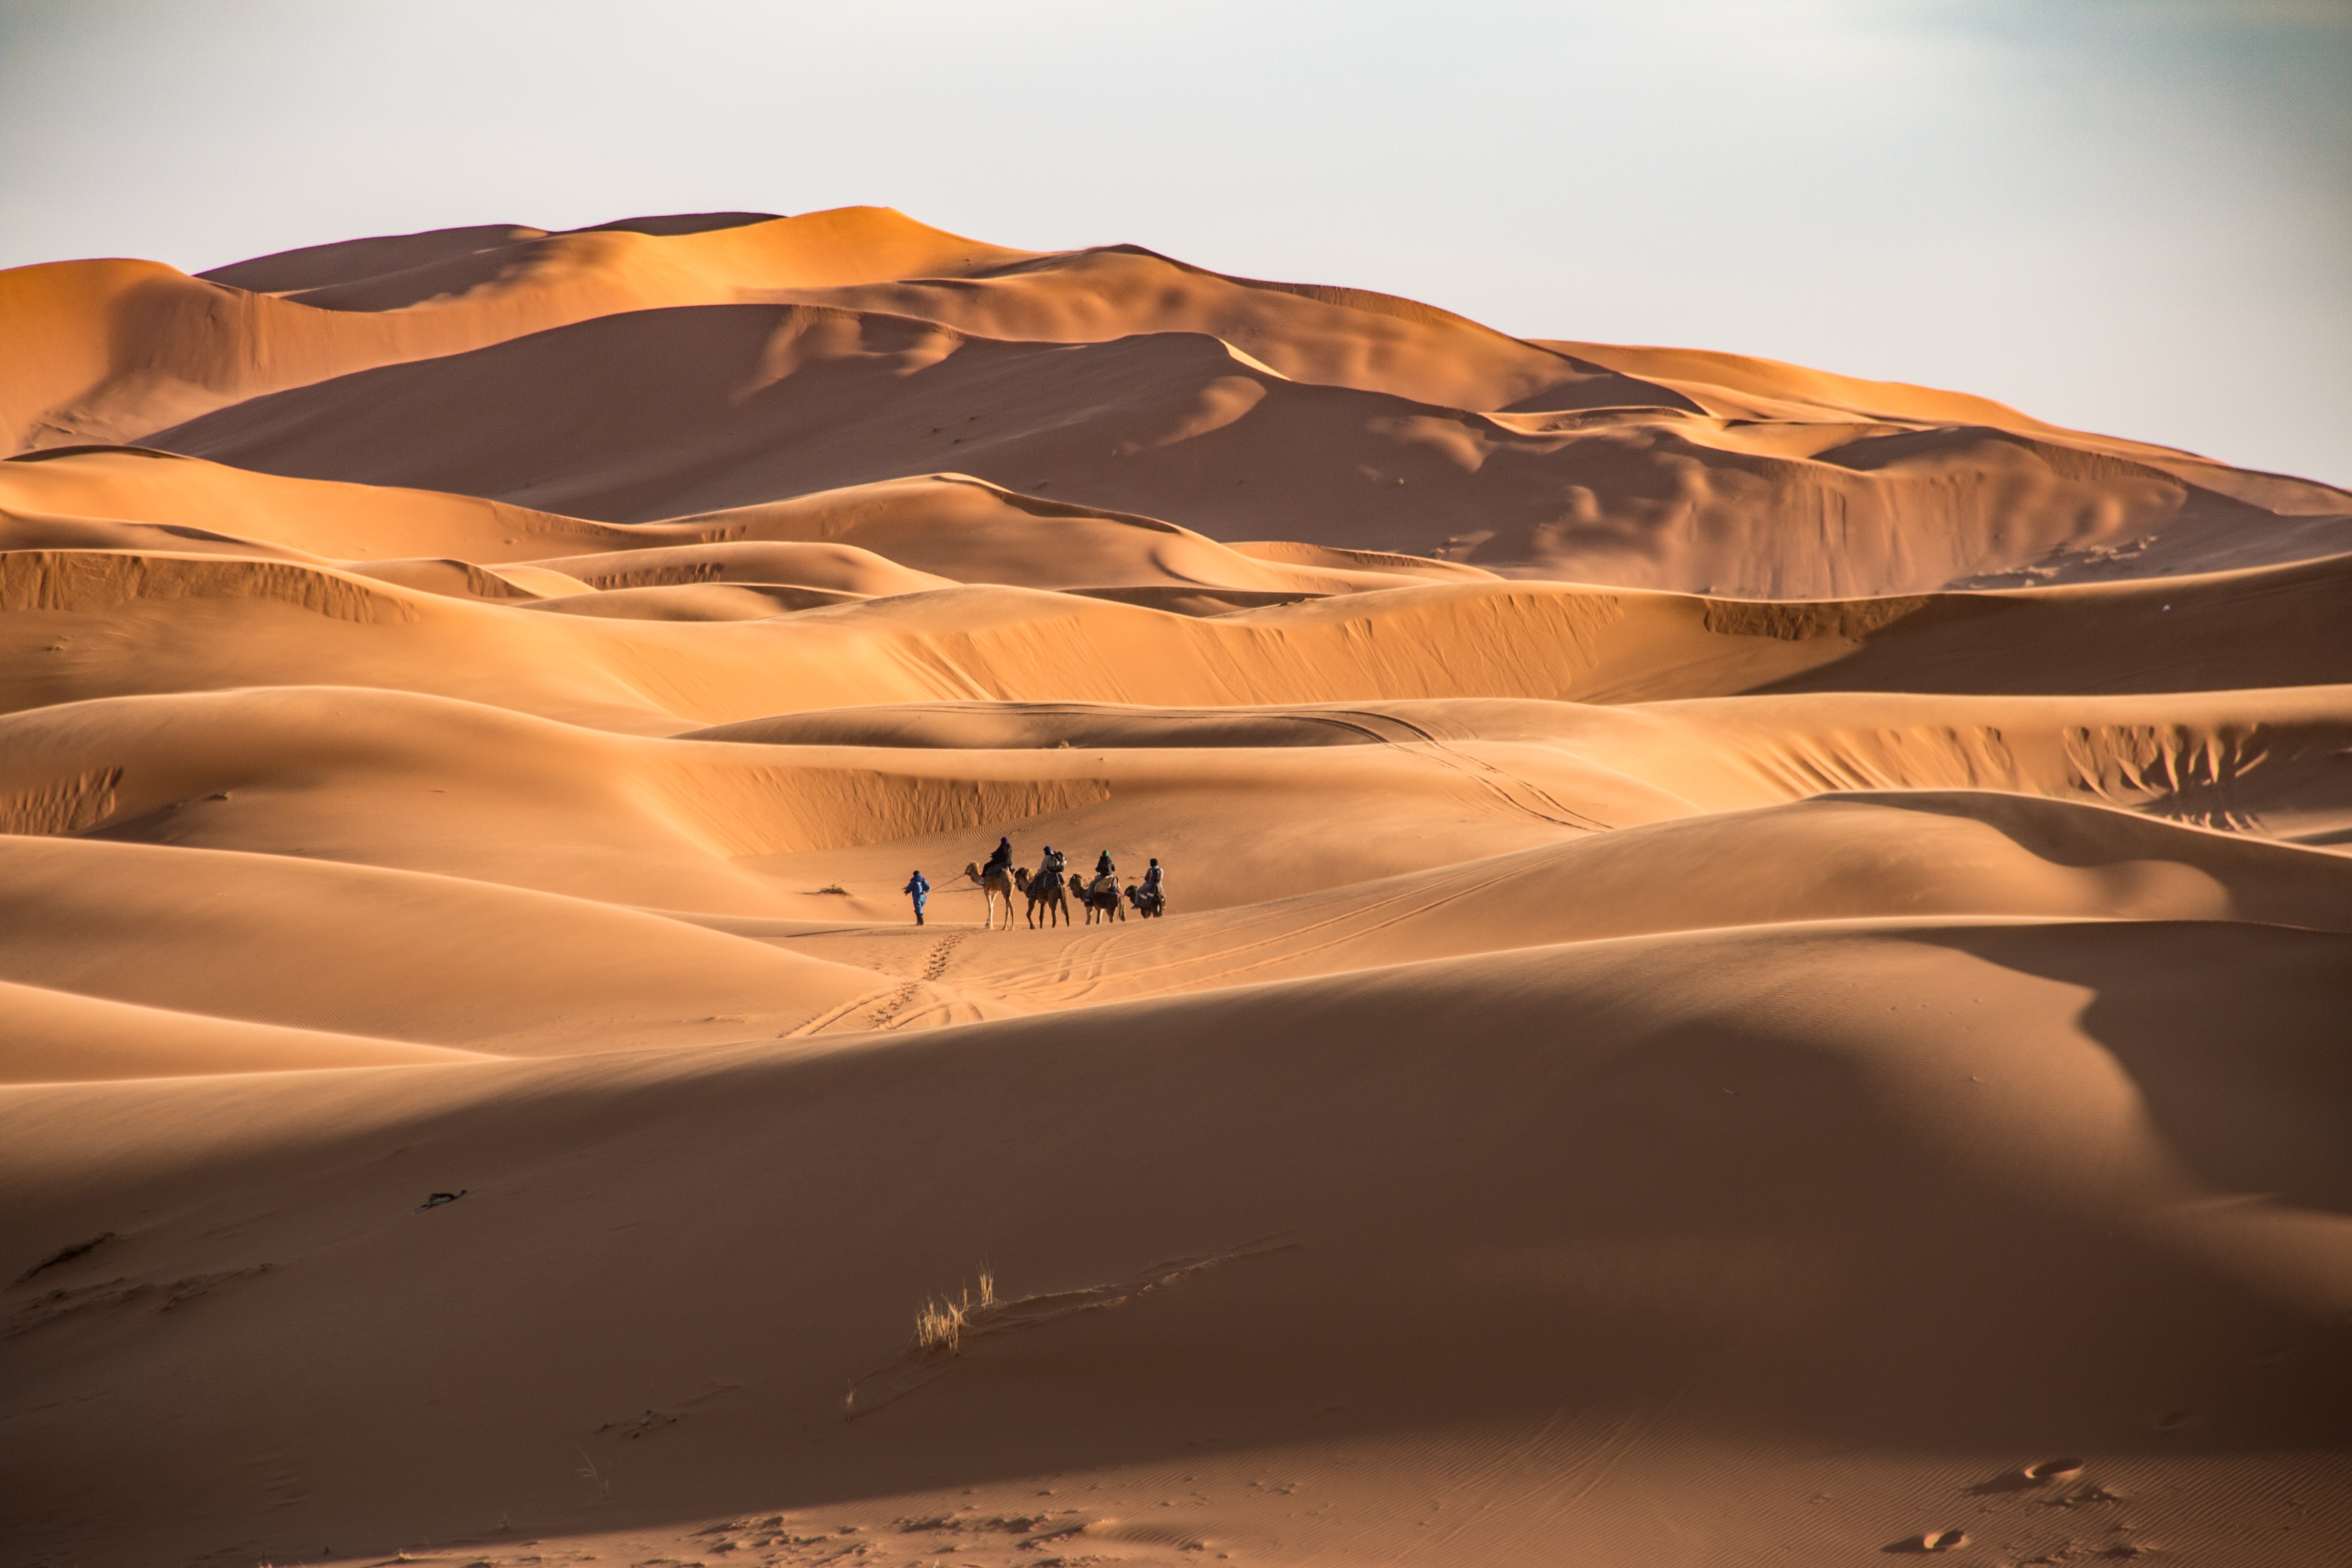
[3,210,2348,1568]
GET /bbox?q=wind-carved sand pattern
[3,207,2350,1567]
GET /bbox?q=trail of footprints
[861,931,969,1029]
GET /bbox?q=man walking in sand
[903,869,930,925]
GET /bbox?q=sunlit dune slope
[0,450,1496,600]
[5,545,2346,751]
[0,835,915,1060]
[0,445,624,560]
[695,683,2352,846]
[878,793,2352,1017]
[5,682,2345,934]
[0,979,495,1084]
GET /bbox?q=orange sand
[3,209,2348,1568]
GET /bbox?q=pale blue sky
[3,0,2345,483]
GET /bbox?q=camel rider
[1094,849,1117,882]
[1038,845,1066,882]
[1142,858,1164,897]
[984,836,1014,877]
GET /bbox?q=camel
[1015,865,1070,928]
[1072,872,1127,924]
[962,860,1017,930]
[1126,882,1167,919]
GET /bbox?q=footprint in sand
[921,931,968,982]
[864,933,969,1028]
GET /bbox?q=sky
[3,0,2346,484]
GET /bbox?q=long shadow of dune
[23,920,2347,1553]
[1911,919,2352,1219]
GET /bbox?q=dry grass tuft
[811,883,851,896]
[913,1297,965,1357]
[913,1267,998,1359]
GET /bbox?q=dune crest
[3,210,2347,1568]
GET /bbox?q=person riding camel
[1142,858,1164,897]
[1038,844,1067,882]
[1094,849,1117,882]
[984,836,1014,877]
[1136,857,1165,916]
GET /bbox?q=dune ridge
[2,208,2346,1568]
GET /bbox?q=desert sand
[3,208,2348,1568]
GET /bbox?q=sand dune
[0,209,1035,453]
[6,543,2344,759]
[0,978,495,1084]
[0,834,918,1054]
[846,793,2352,1019]
[144,299,2352,594]
[193,211,785,297]
[12,204,2343,593]
[5,921,2346,1565]
[4,209,2349,1567]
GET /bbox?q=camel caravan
[939,839,1168,930]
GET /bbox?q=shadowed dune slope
[192,211,784,296]
[4,922,2347,1565]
